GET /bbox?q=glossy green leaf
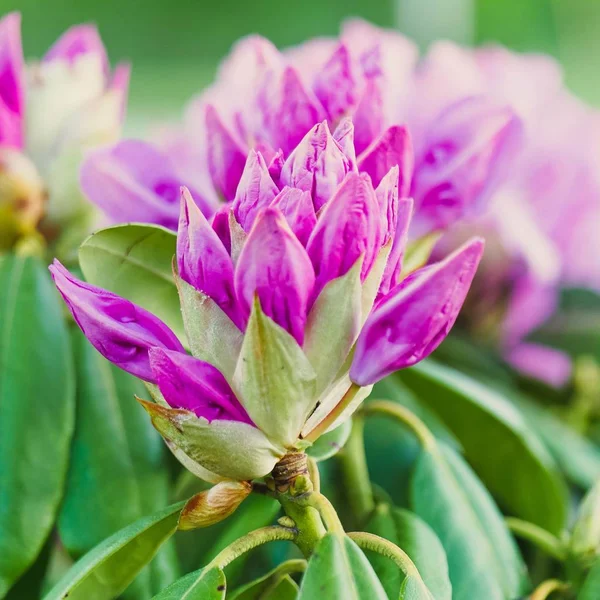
[365,505,451,600]
[229,560,304,599]
[298,534,388,599]
[0,254,75,596]
[411,444,527,600]
[306,420,352,462]
[152,566,226,600]
[78,224,183,340]
[59,330,177,596]
[399,360,568,533]
[580,557,600,600]
[44,502,184,600]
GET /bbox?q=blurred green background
[2,0,600,128]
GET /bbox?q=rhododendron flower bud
[52,177,481,481]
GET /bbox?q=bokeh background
[4,0,600,131]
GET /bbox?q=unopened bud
[178,480,252,530]
[0,148,46,250]
[570,479,600,565]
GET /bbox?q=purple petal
[205,104,248,201]
[80,139,212,230]
[358,125,414,192]
[270,186,317,246]
[149,347,252,423]
[307,172,381,299]
[313,43,357,121]
[332,117,357,168]
[350,238,484,385]
[375,166,400,245]
[44,24,109,73]
[279,121,352,211]
[411,96,521,231]
[50,260,184,382]
[378,196,414,297]
[178,188,238,322]
[232,149,279,231]
[263,66,326,154]
[211,204,232,254]
[268,149,285,184]
[506,344,571,388]
[235,207,315,344]
[352,79,384,155]
[0,13,24,149]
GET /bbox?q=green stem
[337,415,375,527]
[306,493,345,535]
[348,531,421,577]
[506,518,567,562]
[207,526,297,570]
[307,457,321,494]
[529,579,569,600]
[362,400,436,450]
[278,495,327,557]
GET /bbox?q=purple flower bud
[44,24,109,73]
[375,166,400,245]
[50,260,184,381]
[232,150,279,231]
[280,121,352,210]
[205,104,248,201]
[358,125,414,192]
[411,96,520,231]
[80,140,213,230]
[261,66,326,155]
[307,172,381,299]
[235,207,315,344]
[148,347,252,424]
[332,117,357,168]
[270,186,317,246]
[268,149,285,183]
[313,44,357,122]
[177,188,239,323]
[352,79,384,155]
[0,13,24,149]
[350,237,484,385]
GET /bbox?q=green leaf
[529,287,600,361]
[0,254,75,596]
[152,566,226,600]
[59,330,178,596]
[298,534,388,599]
[365,505,451,600]
[229,560,304,599]
[233,298,316,447]
[512,389,600,489]
[401,232,441,277]
[571,478,600,562]
[580,557,600,600]
[306,421,352,462]
[399,361,568,533]
[44,502,184,600]
[411,444,527,600]
[78,224,183,340]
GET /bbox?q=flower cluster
[0,12,128,249]
[417,41,600,385]
[52,143,483,481]
[80,20,518,237]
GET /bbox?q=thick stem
[207,526,296,569]
[278,495,327,557]
[307,457,321,493]
[506,518,567,562]
[337,415,375,527]
[306,493,345,535]
[362,400,436,450]
[348,531,421,577]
